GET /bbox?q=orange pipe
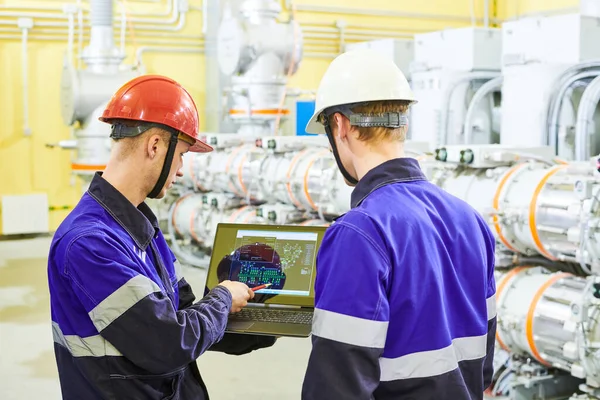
[525,273,571,366]
[303,150,329,211]
[492,163,527,252]
[71,163,106,171]
[225,145,246,198]
[172,193,192,236]
[528,165,568,260]
[285,149,311,209]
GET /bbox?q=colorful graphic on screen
[216,229,318,297]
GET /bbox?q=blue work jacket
[302,157,497,400]
[48,172,274,400]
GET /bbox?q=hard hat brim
[305,108,327,135]
[189,139,214,153]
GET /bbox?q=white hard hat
[305,48,417,135]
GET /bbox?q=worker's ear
[332,113,351,142]
[147,133,163,160]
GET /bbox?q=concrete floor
[0,236,311,400]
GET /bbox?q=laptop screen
[205,223,328,307]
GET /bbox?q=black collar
[350,157,427,208]
[87,172,159,250]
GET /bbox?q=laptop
[205,222,328,338]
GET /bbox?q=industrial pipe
[463,76,503,144]
[575,75,600,160]
[0,32,204,47]
[90,0,112,26]
[0,0,180,24]
[0,19,407,49]
[439,72,500,145]
[548,71,599,154]
[20,19,31,136]
[0,24,205,41]
[545,62,600,152]
[291,3,498,25]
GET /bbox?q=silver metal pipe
[463,76,503,144]
[91,0,112,27]
[440,72,500,146]
[545,62,600,152]
[575,75,600,160]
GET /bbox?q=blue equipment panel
[296,100,317,136]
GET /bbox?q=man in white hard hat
[301,49,497,399]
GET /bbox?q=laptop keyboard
[231,308,313,325]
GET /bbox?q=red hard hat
[99,74,213,153]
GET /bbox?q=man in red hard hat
[47,75,276,400]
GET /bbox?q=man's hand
[218,281,254,313]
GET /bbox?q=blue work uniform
[302,158,496,400]
[48,172,275,400]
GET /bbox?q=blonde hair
[350,100,411,144]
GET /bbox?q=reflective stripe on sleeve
[89,274,162,332]
[312,308,388,348]
[174,260,184,282]
[52,322,122,357]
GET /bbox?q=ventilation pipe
[82,0,123,73]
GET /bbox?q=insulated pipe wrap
[91,0,113,27]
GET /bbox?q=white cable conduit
[0,26,201,41]
[77,0,83,68]
[0,25,407,47]
[546,64,600,152]
[439,72,500,145]
[291,4,498,25]
[0,12,187,33]
[0,0,164,9]
[0,36,336,60]
[303,26,413,39]
[545,61,600,147]
[0,17,414,40]
[463,76,503,145]
[549,71,595,156]
[0,33,203,47]
[575,75,600,160]
[0,0,178,23]
[0,25,398,54]
[20,21,31,136]
[0,15,184,31]
[296,20,434,34]
[0,23,202,41]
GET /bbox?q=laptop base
[226,320,312,338]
